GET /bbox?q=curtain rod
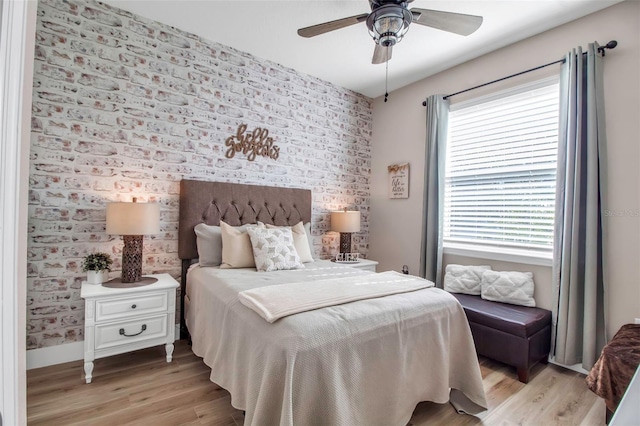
[421,40,618,106]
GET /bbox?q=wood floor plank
[28,395,132,426]
[536,372,601,425]
[194,395,244,425]
[479,363,525,412]
[27,358,183,417]
[582,397,607,426]
[482,364,578,425]
[127,372,228,407]
[129,407,201,426]
[70,382,227,426]
[27,340,605,426]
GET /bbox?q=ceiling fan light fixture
[374,15,403,34]
[374,15,402,46]
[366,5,412,47]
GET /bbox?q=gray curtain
[552,43,607,370]
[419,95,449,286]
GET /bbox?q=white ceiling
[103,0,622,98]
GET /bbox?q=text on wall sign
[225,124,280,162]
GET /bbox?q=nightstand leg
[84,361,94,383]
[165,343,174,362]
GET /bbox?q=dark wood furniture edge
[180,259,192,341]
[517,368,529,384]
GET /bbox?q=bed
[178,179,487,426]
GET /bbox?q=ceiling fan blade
[297,13,369,38]
[410,8,482,36]
[372,44,392,65]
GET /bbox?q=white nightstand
[350,259,378,272]
[80,273,179,384]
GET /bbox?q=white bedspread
[186,261,487,426]
[238,270,433,323]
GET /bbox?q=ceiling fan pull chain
[384,57,389,103]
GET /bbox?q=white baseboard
[548,357,589,375]
[27,324,183,370]
[27,341,84,370]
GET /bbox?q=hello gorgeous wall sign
[225,124,280,162]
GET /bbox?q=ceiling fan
[297,0,483,64]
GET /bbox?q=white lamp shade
[106,202,160,235]
[330,210,361,233]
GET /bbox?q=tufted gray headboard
[177,179,312,338]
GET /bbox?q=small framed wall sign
[388,163,409,199]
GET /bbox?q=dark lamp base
[122,234,144,283]
[339,232,352,254]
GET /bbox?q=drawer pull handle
[131,304,137,309]
[119,324,146,337]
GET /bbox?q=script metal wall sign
[225,124,280,162]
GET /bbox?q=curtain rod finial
[599,40,618,56]
[422,100,426,107]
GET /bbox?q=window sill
[443,243,553,267]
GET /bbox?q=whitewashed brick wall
[27,0,373,349]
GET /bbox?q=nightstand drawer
[95,292,168,322]
[94,314,168,351]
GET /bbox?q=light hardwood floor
[27,340,605,425]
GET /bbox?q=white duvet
[186,261,487,426]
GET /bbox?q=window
[444,78,560,259]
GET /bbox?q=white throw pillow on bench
[444,264,492,295]
[480,270,536,307]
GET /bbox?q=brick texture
[28,0,372,349]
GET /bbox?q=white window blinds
[444,79,560,252]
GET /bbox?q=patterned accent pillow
[246,227,304,272]
[264,221,314,263]
[443,264,492,295]
[480,270,536,307]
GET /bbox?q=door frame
[0,0,37,424]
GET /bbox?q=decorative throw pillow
[265,221,314,263]
[194,223,223,267]
[480,270,536,307]
[219,221,259,269]
[443,264,492,295]
[246,226,304,272]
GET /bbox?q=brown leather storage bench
[452,293,552,383]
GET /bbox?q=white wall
[369,1,640,338]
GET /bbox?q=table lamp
[106,198,160,284]
[330,209,361,254]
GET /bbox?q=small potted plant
[82,252,113,285]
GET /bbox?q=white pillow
[246,227,304,272]
[219,221,259,269]
[480,270,536,307]
[265,221,314,263]
[443,264,492,295]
